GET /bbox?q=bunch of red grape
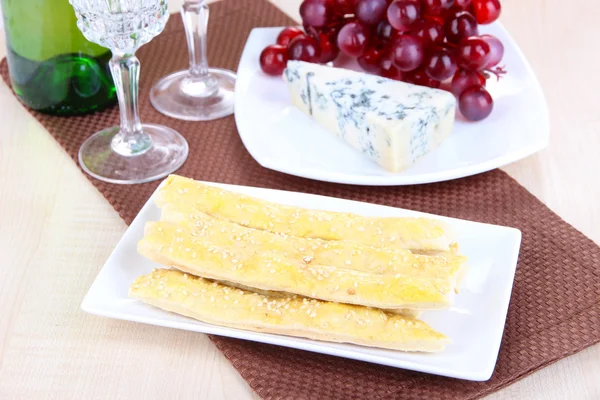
[259,0,505,122]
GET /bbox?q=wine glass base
[78,124,189,184]
[150,68,236,121]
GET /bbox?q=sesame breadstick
[138,222,454,311]
[130,269,450,352]
[159,204,466,289]
[154,175,454,252]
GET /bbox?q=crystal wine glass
[70,0,188,184]
[149,0,236,121]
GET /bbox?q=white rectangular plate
[82,181,521,381]
[234,25,549,185]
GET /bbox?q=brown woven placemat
[3,0,599,399]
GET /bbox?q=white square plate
[234,26,549,185]
[82,181,521,381]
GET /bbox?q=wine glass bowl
[70,0,188,184]
[71,0,170,53]
[149,0,236,121]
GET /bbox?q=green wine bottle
[1,0,116,115]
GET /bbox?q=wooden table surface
[0,0,598,398]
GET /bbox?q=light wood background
[0,0,598,399]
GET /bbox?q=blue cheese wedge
[283,61,456,172]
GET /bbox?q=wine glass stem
[109,52,151,156]
[181,0,218,97]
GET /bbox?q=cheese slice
[138,221,454,311]
[155,175,455,253]
[130,269,450,352]
[283,61,456,172]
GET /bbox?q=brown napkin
[1,0,598,399]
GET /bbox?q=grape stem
[484,65,507,81]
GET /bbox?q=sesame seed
[251,307,255,312]
[182,290,188,296]
[133,284,139,289]
[210,296,214,302]
[157,227,163,232]
[389,236,396,242]
[302,256,314,264]
[348,288,356,295]
[309,312,317,318]
[269,269,276,274]
[345,260,351,266]
[192,252,197,258]
[185,248,190,252]
[353,282,358,288]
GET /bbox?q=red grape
[387,0,421,32]
[337,22,371,57]
[445,11,478,44]
[422,0,454,16]
[357,47,383,74]
[410,18,444,46]
[335,0,357,14]
[375,20,394,43]
[277,27,305,47]
[390,35,424,71]
[404,69,441,88]
[459,85,493,121]
[472,0,501,24]
[373,50,400,79]
[450,68,485,96]
[317,31,340,63]
[380,61,402,79]
[454,0,471,9]
[424,48,457,81]
[300,0,332,28]
[260,45,289,76]
[481,34,504,67]
[288,35,322,62]
[457,37,490,70]
[356,0,388,25]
